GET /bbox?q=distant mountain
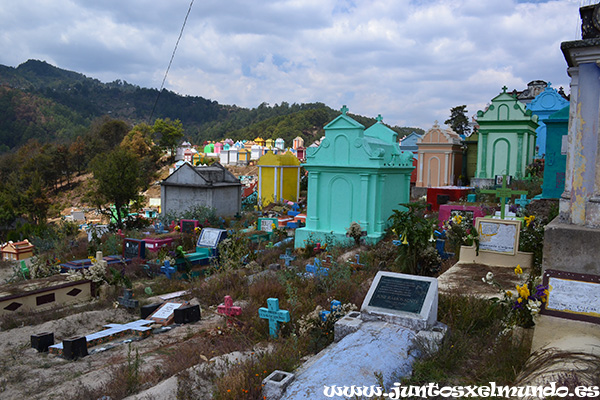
[0,60,424,152]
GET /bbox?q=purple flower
[510,204,519,213]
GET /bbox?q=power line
[148,0,195,124]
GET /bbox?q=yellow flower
[524,215,535,227]
[271,223,276,230]
[514,264,523,275]
[518,298,522,303]
[506,290,513,298]
[452,215,463,225]
[516,284,530,299]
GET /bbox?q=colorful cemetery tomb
[265,138,275,149]
[238,148,251,165]
[541,105,569,199]
[438,204,487,227]
[60,255,124,272]
[160,162,242,217]
[305,258,329,277]
[174,305,201,324]
[399,131,422,184]
[526,84,569,158]
[179,219,199,234]
[254,137,266,147]
[148,302,188,326]
[123,238,146,259]
[0,239,34,261]
[278,216,294,227]
[214,142,224,154]
[184,227,227,265]
[258,217,278,233]
[118,289,139,309]
[275,138,285,150]
[426,186,473,211]
[145,237,173,252]
[458,217,533,268]
[279,249,296,267]
[474,87,539,186]
[31,332,54,353]
[251,144,263,160]
[467,193,477,202]
[319,300,341,321]
[0,275,93,316]
[217,295,242,325]
[294,108,413,248]
[259,298,290,338]
[49,319,154,357]
[292,136,304,149]
[257,151,301,206]
[480,176,527,219]
[416,122,463,187]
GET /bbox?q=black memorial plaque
[180,219,198,234]
[368,276,431,314]
[123,238,145,259]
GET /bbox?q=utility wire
[148,0,194,124]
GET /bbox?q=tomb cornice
[562,39,600,67]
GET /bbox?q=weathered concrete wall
[542,217,600,276]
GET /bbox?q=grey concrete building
[160,162,241,217]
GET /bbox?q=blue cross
[341,105,348,115]
[515,194,531,209]
[306,258,329,277]
[161,260,177,279]
[258,298,290,338]
[279,249,295,267]
[319,300,342,322]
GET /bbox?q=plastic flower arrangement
[483,265,550,328]
[444,213,479,256]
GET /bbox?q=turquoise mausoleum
[294,107,414,249]
[526,84,569,158]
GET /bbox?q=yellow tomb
[257,151,301,206]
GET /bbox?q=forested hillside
[0,60,423,152]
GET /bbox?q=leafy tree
[89,148,147,229]
[154,118,183,159]
[445,105,471,137]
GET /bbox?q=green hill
[0,60,423,152]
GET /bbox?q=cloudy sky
[0,0,588,130]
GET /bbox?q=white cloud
[0,0,582,129]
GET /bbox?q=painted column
[562,66,579,209]
[279,167,284,202]
[258,166,262,204]
[296,167,301,201]
[359,173,370,231]
[444,152,450,185]
[417,151,424,185]
[478,132,488,178]
[307,171,320,229]
[376,175,386,233]
[273,167,279,203]
[516,132,524,178]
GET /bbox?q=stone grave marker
[480,174,527,219]
[258,217,278,233]
[319,300,341,321]
[174,305,201,324]
[258,298,290,338]
[31,332,54,352]
[217,295,242,325]
[123,238,146,259]
[161,260,176,279]
[118,288,139,309]
[279,249,295,267]
[148,302,188,326]
[477,218,520,255]
[542,269,600,324]
[305,259,329,277]
[179,219,199,234]
[361,271,438,331]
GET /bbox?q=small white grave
[264,271,446,400]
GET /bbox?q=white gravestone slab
[360,271,438,331]
[197,228,223,248]
[476,218,520,255]
[542,269,600,323]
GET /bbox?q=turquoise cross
[258,298,290,338]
